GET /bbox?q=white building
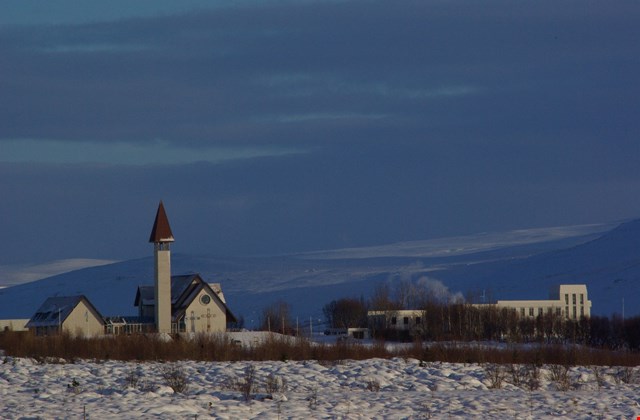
[0,319,29,332]
[490,284,591,320]
[24,202,235,337]
[25,295,105,337]
[141,201,235,334]
[367,284,593,335]
[367,309,425,332]
[133,274,235,334]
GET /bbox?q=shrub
[548,364,571,391]
[614,366,637,385]
[307,387,318,410]
[67,378,81,394]
[160,364,189,394]
[124,369,142,389]
[264,373,287,395]
[365,379,381,392]
[238,365,256,402]
[485,364,505,389]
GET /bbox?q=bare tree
[323,298,367,329]
[260,301,293,334]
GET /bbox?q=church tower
[149,201,174,334]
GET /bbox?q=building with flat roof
[490,284,591,320]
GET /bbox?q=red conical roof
[149,201,175,243]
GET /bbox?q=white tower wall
[154,243,172,333]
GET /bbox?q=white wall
[0,319,29,332]
[63,301,104,337]
[183,288,227,333]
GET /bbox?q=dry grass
[2,330,640,366]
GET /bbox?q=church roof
[134,274,236,323]
[149,201,174,243]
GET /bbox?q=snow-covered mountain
[0,220,637,326]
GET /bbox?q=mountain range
[0,220,638,327]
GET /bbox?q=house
[367,309,425,332]
[0,319,29,332]
[134,274,236,334]
[25,295,105,337]
[324,327,371,340]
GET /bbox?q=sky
[1,0,639,265]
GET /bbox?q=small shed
[26,295,105,337]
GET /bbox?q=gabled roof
[134,286,155,306]
[149,201,174,243]
[173,280,237,324]
[134,274,236,323]
[26,295,105,328]
[209,283,226,303]
[170,274,200,305]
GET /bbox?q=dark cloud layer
[1,0,639,263]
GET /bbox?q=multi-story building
[491,284,591,320]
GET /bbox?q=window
[572,294,576,305]
[391,317,397,325]
[572,306,577,319]
[556,307,561,316]
[415,317,421,325]
[520,308,525,317]
[538,308,543,316]
[403,317,409,325]
[565,294,569,304]
[565,307,569,318]
[529,308,534,317]
[580,294,584,304]
[580,306,584,317]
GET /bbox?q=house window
[403,317,409,325]
[391,317,397,325]
[556,307,561,316]
[529,308,534,317]
[572,306,577,319]
[580,306,584,317]
[565,307,569,318]
[580,294,584,304]
[565,294,569,305]
[520,308,525,317]
[572,294,576,305]
[538,308,543,316]
[415,317,421,325]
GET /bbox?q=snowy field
[1,356,639,419]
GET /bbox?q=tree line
[319,281,640,350]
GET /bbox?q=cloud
[1,0,636,151]
[0,0,639,266]
[0,139,304,165]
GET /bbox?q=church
[26,202,235,337]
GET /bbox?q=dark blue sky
[1,0,639,264]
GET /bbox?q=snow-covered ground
[1,355,639,419]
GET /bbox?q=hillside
[0,220,636,325]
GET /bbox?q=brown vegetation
[2,330,640,366]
